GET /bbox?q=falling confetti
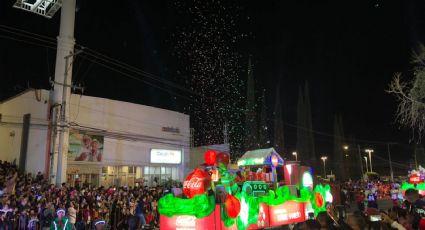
[172,0,247,158]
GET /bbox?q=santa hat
[56,208,65,215]
[94,219,106,226]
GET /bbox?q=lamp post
[364,156,369,173]
[343,145,349,157]
[321,156,327,178]
[365,149,374,172]
[292,152,297,161]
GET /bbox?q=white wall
[0,90,50,175]
[0,90,190,180]
[67,94,190,180]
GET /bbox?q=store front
[66,147,184,187]
[67,165,181,188]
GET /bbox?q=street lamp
[292,152,297,161]
[364,156,369,173]
[321,156,327,178]
[365,149,374,172]
[343,145,349,157]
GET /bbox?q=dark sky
[1,0,425,170]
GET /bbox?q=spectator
[346,212,367,230]
[52,208,71,230]
[67,201,77,229]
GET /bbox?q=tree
[245,56,258,151]
[333,115,346,180]
[273,85,285,155]
[388,44,425,139]
[258,89,269,148]
[304,81,316,167]
[296,82,316,166]
[296,87,307,162]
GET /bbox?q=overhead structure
[13,0,62,18]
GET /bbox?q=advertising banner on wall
[68,132,104,162]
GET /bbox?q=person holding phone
[381,212,406,230]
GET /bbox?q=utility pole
[51,0,77,186]
[357,145,364,179]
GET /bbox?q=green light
[310,184,331,215]
[401,182,416,191]
[158,193,215,218]
[237,157,264,166]
[417,183,425,190]
[401,181,425,191]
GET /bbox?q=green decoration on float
[401,182,416,191]
[310,184,330,215]
[236,192,260,230]
[259,186,311,205]
[158,193,215,218]
[416,182,425,190]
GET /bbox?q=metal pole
[357,145,364,177]
[364,157,369,173]
[368,152,373,172]
[323,160,326,177]
[387,143,394,182]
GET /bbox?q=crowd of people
[3,159,425,230]
[291,179,425,230]
[0,160,171,229]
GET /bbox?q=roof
[237,148,284,166]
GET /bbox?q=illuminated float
[400,166,425,196]
[159,148,332,230]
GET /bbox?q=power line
[0,24,202,100]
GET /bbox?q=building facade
[0,89,190,187]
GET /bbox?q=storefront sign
[269,201,305,226]
[68,132,104,162]
[160,214,216,230]
[150,149,182,164]
[162,127,180,134]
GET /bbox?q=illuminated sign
[410,175,423,184]
[183,168,211,198]
[271,155,278,167]
[242,181,268,197]
[150,149,182,164]
[237,157,264,166]
[160,214,216,230]
[302,171,313,188]
[269,201,305,226]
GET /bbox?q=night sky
[2,0,425,170]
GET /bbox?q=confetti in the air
[172,0,248,157]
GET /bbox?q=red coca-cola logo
[183,177,203,189]
[410,175,423,184]
[183,168,211,198]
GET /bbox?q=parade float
[400,166,425,196]
[158,148,332,230]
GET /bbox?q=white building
[0,89,190,187]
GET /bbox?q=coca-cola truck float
[158,148,332,230]
[400,166,425,197]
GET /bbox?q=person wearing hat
[51,208,72,230]
[94,218,106,230]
